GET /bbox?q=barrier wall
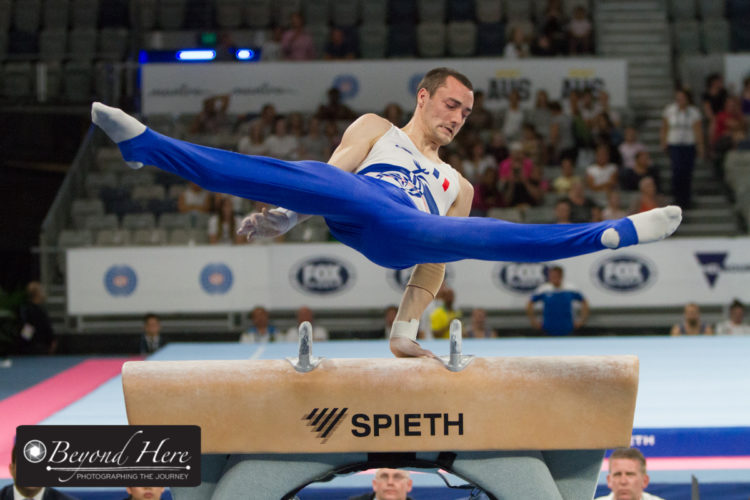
[67,237,750,315]
[141,58,627,115]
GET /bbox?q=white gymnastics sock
[601,206,682,249]
[91,102,146,144]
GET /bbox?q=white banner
[67,238,750,315]
[141,58,627,115]
[725,54,750,95]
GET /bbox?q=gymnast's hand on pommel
[389,337,438,359]
[237,206,301,242]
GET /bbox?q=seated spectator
[465,308,497,338]
[670,303,714,336]
[486,130,510,163]
[260,26,284,61]
[539,0,567,53]
[701,73,728,126]
[501,89,524,142]
[521,122,546,167]
[281,12,315,60]
[1,444,76,499]
[189,94,231,135]
[531,26,559,56]
[300,116,328,161]
[349,468,414,500]
[585,144,618,192]
[214,31,238,61]
[504,26,530,59]
[500,144,544,207]
[620,151,661,192]
[618,126,646,170]
[316,87,357,122]
[595,90,622,129]
[592,112,623,151]
[579,89,598,128]
[140,313,163,354]
[430,288,461,339]
[555,198,573,223]
[602,190,626,220]
[463,90,494,136]
[629,176,666,214]
[712,96,746,148]
[595,447,665,500]
[240,306,278,343]
[472,166,504,215]
[324,27,356,60]
[263,117,301,160]
[499,142,533,180]
[124,486,166,499]
[245,103,277,138]
[567,5,593,54]
[552,156,580,195]
[715,299,750,335]
[382,102,405,127]
[564,179,601,222]
[237,122,267,156]
[529,90,552,143]
[178,182,212,214]
[208,196,244,244]
[284,306,329,342]
[548,101,576,162]
[462,141,497,183]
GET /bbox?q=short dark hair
[549,265,564,275]
[609,447,647,474]
[730,299,744,310]
[417,67,473,97]
[143,313,159,323]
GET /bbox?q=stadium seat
[487,207,523,223]
[133,228,168,246]
[285,216,329,242]
[306,23,329,55]
[304,0,330,27]
[476,22,504,55]
[68,28,97,60]
[43,0,70,29]
[358,22,387,58]
[58,229,94,248]
[387,25,417,57]
[84,213,119,231]
[416,22,446,57]
[85,171,118,197]
[701,18,730,53]
[98,27,129,60]
[159,212,192,230]
[448,0,474,21]
[120,171,156,190]
[123,213,156,231]
[167,184,187,200]
[8,31,39,56]
[62,60,93,101]
[146,198,178,216]
[95,228,132,246]
[417,0,445,23]
[360,0,387,25]
[132,184,166,202]
[331,0,358,27]
[698,0,724,19]
[71,0,99,29]
[275,0,302,28]
[524,206,556,224]
[39,60,61,101]
[99,0,128,26]
[158,0,187,30]
[168,228,208,245]
[0,31,6,59]
[447,20,477,57]
[668,0,697,20]
[130,0,158,30]
[0,0,11,32]
[505,0,531,22]
[216,0,244,29]
[474,0,501,24]
[39,29,67,60]
[2,62,34,100]
[672,20,701,54]
[13,0,41,32]
[245,0,272,28]
[389,0,416,25]
[71,198,105,228]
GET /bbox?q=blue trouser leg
[116,129,637,269]
[669,144,696,209]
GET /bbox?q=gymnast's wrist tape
[274,207,298,231]
[407,263,446,298]
[390,319,420,342]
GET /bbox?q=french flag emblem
[442,178,450,191]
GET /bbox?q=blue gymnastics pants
[117,129,638,270]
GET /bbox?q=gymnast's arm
[238,114,391,240]
[389,175,474,358]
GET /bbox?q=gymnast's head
[413,67,474,146]
[370,468,413,500]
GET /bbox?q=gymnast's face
[606,458,649,500]
[418,76,473,146]
[372,468,413,500]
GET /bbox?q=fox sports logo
[291,257,354,295]
[494,263,550,294]
[593,255,656,292]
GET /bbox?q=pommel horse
[122,322,639,499]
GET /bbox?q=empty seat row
[667,0,726,21]
[76,211,211,232]
[2,27,129,61]
[0,60,100,100]
[672,18,730,55]
[58,227,211,248]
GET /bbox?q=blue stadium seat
[448,0,474,21]
[387,24,416,57]
[389,0,416,25]
[43,0,70,30]
[476,21,504,55]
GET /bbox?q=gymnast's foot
[91,102,146,169]
[601,205,682,249]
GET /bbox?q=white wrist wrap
[390,319,420,341]
[274,208,298,232]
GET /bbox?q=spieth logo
[199,263,233,294]
[304,408,349,443]
[291,257,354,295]
[104,265,137,297]
[494,263,550,293]
[386,264,455,292]
[593,254,655,292]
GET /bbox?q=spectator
[539,0,568,53]
[348,468,414,500]
[618,126,646,170]
[602,190,626,220]
[472,166,504,216]
[531,26,558,56]
[504,26,530,59]
[430,287,461,339]
[245,103,278,138]
[324,27,357,60]
[670,303,714,336]
[555,198,573,223]
[208,196,244,244]
[281,12,315,61]
[300,116,328,161]
[740,77,750,115]
[521,122,546,167]
[501,89,525,142]
[552,156,580,195]
[382,102,405,127]
[237,122,267,156]
[260,26,284,61]
[595,90,622,129]
[501,143,544,207]
[620,151,661,192]
[585,144,618,192]
[526,265,589,336]
[123,486,165,499]
[465,308,497,338]
[263,117,301,160]
[529,90,552,143]
[567,5,593,54]
[284,306,329,342]
[316,87,357,122]
[595,447,665,500]
[592,112,622,152]
[629,177,665,214]
[189,94,231,135]
[701,73,728,125]
[711,96,746,148]
[715,299,750,336]
[462,141,496,183]
[499,142,533,180]
[660,87,704,209]
[486,130,510,163]
[214,31,237,61]
[323,120,342,157]
[463,90,494,136]
[140,313,163,354]
[18,281,57,354]
[1,444,76,499]
[240,306,278,343]
[548,101,576,162]
[178,182,212,214]
[579,89,598,128]
[564,179,601,222]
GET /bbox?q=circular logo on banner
[386,264,455,292]
[493,262,551,294]
[333,74,359,99]
[290,257,355,295]
[593,254,656,293]
[104,265,138,297]
[200,263,234,294]
[23,440,47,463]
[409,73,426,96]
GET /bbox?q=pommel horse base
[122,324,639,499]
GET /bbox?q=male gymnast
[91,67,681,358]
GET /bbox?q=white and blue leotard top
[355,126,461,215]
